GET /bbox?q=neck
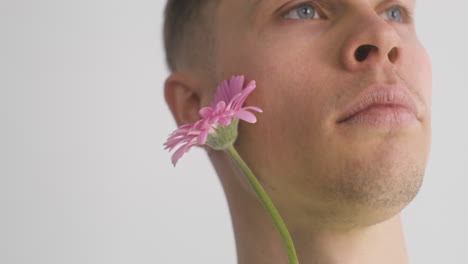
[210,150,408,264]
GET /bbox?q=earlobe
[164,72,202,127]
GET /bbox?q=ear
[164,72,203,127]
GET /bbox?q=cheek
[420,48,432,111]
[233,53,335,178]
[241,54,328,138]
[405,42,432,118]
[227,32,343,160]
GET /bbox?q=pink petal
[163,136,193,151]
[229,76,245,96]
[226,92,242,110]
[210,75,246,108]
[197,129,209,145]
[164,123,198,151]
[242,80,256,96]
[171,142,198,166]
[231,82,256,110]
[163,138,182,150]
[165,75,261,166]
[242,106,263,112]
[211,80,230,107]
[199,107,214,118]
[218,116,232,126]
[233,110,257,123]
[208,115,220,125]
[216,101,226,110]
[211,80,228,107]
[171,145,188,166]
[168,124,193,137]
[193,119,208,130]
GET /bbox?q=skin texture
[164,0,432,263]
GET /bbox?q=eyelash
[282,0,325,20]
[282,1,413,24]
[386,4,413,23]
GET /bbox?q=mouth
[336,84,419,128]
[337,104,417,127]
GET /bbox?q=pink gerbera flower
[164,75,262,166]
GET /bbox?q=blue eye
[284,4,321,20]
[382,6,403,22]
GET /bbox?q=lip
[336,84,419,126]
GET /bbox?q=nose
[340,12,402,71]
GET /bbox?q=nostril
[354,45,374,62]
[387,47,398,63]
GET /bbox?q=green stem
[225,144,299,264]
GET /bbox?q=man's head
[163,0,218,73]
[164,0,431,231]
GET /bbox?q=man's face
[210,0,431,228]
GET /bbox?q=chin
[317,155,426,230]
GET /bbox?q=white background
[1,0,467,263]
